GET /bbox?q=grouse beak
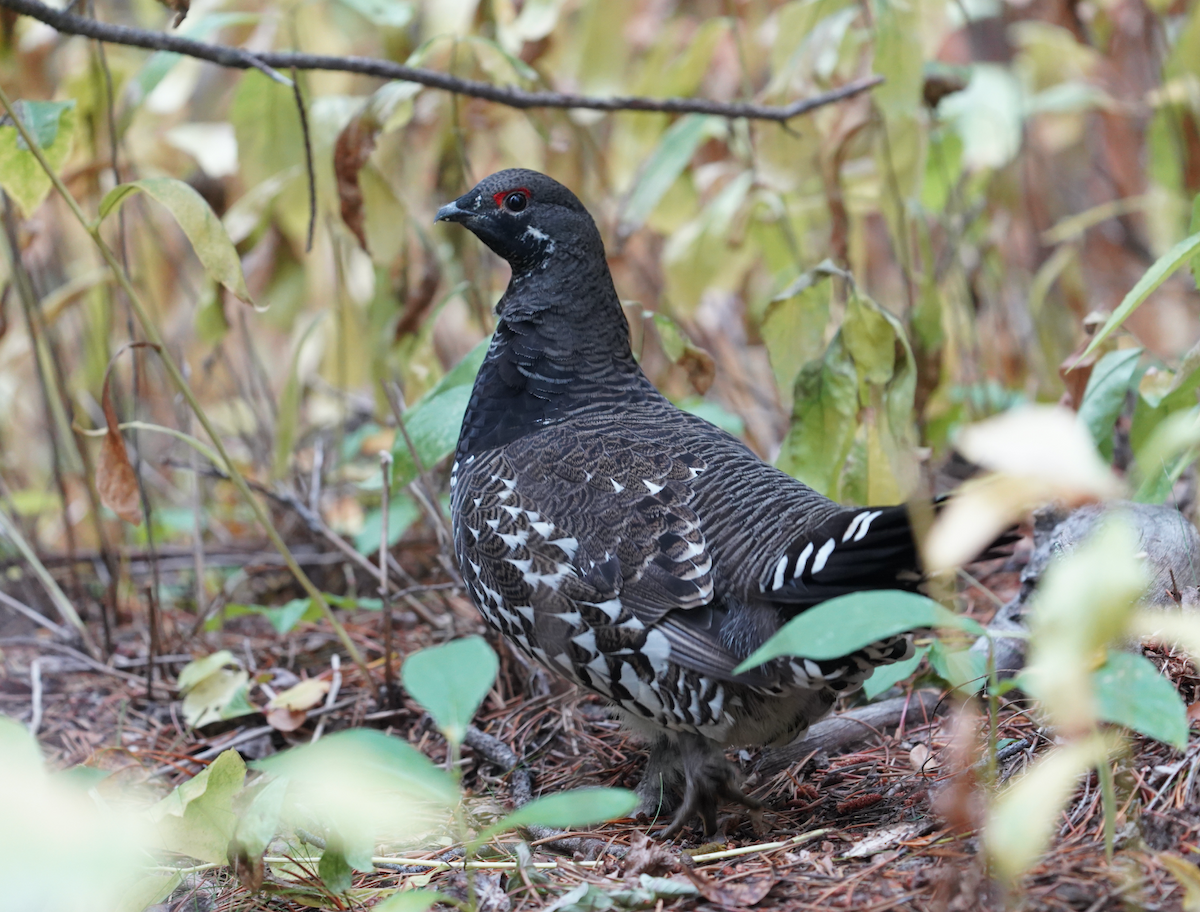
[434,198,474,224]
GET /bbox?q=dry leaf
[266,678,329,732]
[624,831,678,879]
[333,112,380,251]
[96,359,142,526]
[679,863,777,907]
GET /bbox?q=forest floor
[2,533,1198,912]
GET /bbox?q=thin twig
[380,452,396,708]
[291,67,316,253]
[310,654,340,743]
[0,590,72,639]
[1,0,882,123]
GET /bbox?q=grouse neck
[455,266,654,456]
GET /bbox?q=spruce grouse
[437,170,924,837]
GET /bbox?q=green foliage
[735,590,980,673]
[148,749,246,864]
[775,273,917,503]
[0,99,76,217]
[176,650,256,727]
[98,178,253,305]
[402,635,499,746]
[1092,652,1188,750]
[1079,231,1200,363]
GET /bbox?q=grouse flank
[437,170,920,837]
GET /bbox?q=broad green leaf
[355,493,421,554]
[0,100,76,216]
[390,337,490,485]
[318,843,355,894]
[373,891,447,912]
[99,178,253,307]
[985,735,1110,883]
[762,272,832,411]
[1079,231,1200,363]
[863,646,928,700]
[177,650,239,692]
[402,636,498,745]
[233,777,288,860]
[735,592,982,672]
[1078,348,1143,458]
[776,334,858,497]
[149,750,246,864]
[254,730,457,848]
[113,873,181,912]
[1093,651,1188,749]
[180,663,254,727]
[204,599,321,634]
[0,719,151,911]
[479,787,638,841]
[618,115,722,237]
[928,639,987,695]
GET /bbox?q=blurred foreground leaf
[149,749,246,865]
[478,787,639,843]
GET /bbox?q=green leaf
[762,272,832,411]
[402,636,498,745]
[618,114,722,237]
[391,337,490,485]
[233,777,288,860]
[1078,348,1142,457]
[176,651,255,727]
[0,99,76,216]
[98,178,253,307]
[149,750,246,864]
[927,639,987,695]
[735,591,982,673]
[480,788,638,841]
[863,646,929,700]
[1190,194,1200,289]
[355,493,421,554]
[373,891,448,912]
[1079,231,1200,363]
[776,334,859,497]
[1093,651,1188,749]
[177,650,239,692]
[255,729,459,807]
[318,843,355,894]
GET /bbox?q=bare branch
[1,0,882,122]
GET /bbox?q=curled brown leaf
[333,111,380,252]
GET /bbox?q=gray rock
[977,501,1200,675]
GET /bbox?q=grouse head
[435,169,603,275]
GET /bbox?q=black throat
[455,258,654,456]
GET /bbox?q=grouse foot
[635,732,762,838]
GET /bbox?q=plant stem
[0,84,374,691]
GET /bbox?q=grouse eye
[504,191,528,212]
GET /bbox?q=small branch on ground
[0,0,881,123]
